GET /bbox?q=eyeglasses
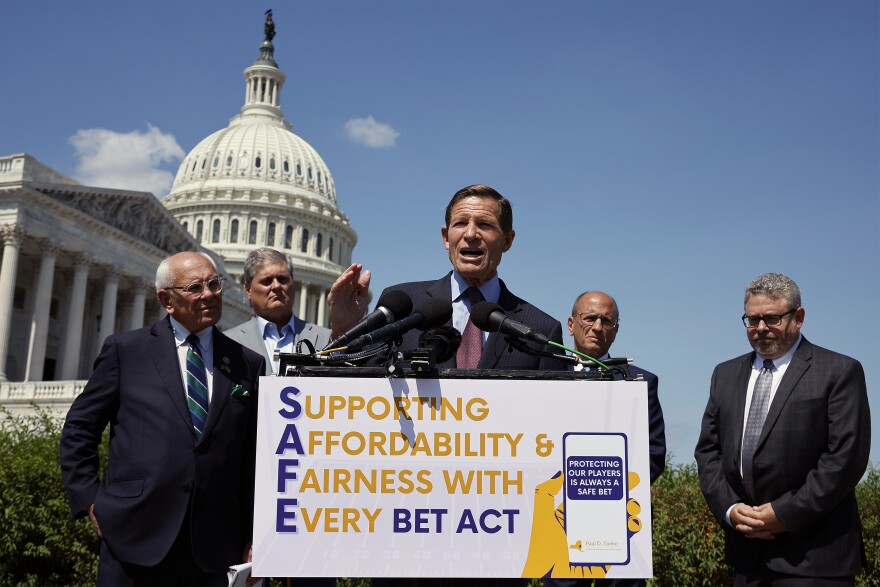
[573,313,619,329]
[167,276,225,297]
[741,309,794,328]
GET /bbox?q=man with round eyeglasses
[542,291,667,587]
[567,291,666,487]
[695,273,870,586]
[61,251,265,586]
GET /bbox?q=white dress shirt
[450,271,501,343]
[169,316,215,404]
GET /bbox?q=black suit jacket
[384,273,567,371]
[614,364,666,483]
[60,317,265,572]
[694,337,870,577]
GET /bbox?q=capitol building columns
[128,278,150,332]
[0,236,158,382]
[24,239,59,381]
[58,254,91,381]
[298,281,309,320]
[97,266,120,354]
[317,285,327,327]
[0,225,23,381]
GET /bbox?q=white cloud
[69,124,185,197]
[343,116,400,148]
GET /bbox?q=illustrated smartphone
[562,432,629,565]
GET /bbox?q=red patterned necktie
[456,287,485,369]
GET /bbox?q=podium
[252,365,653,580]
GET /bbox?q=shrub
[1,409,877,586]
[650,461,732,586]
[856,466,880,587]
[0,408,100,586]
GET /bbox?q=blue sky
[2,0,878,466]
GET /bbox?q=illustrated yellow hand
[521,471,642,579]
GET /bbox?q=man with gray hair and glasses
[225,247,330,374]
[695,273,870,585]
[60,251,264,585]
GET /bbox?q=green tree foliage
[649,461,732,586]
[856,467,880,587]
[0,409,877,586]
[0,408,100,586]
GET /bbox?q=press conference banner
[253,376,653,579]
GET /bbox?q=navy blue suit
[384,272,567,371]
[377,274,564,587]
[619,365,666,484]
[60,317,265,577]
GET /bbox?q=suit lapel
[244,318,272,366]
[201,327,233,442]
[478,279,520,369]
[425,275,456,368]
[756,339,812,451]
[150,317,194,434]
[731,353,754,461]
[292,315,318,353]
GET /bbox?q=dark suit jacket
[384,272,567,371]
[60,317,265,572]
[615,364,666,483]
[224,315,330,372]
[694,337,870,577]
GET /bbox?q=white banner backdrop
[253,376,653,579]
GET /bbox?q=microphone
[410,325,462,371]
[470,301,549,344]
[346,298,453,351]
[579,357,633,367]
[323,290,413,350]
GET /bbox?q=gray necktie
[741,358,774,502]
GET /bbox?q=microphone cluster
[303,293,568,371]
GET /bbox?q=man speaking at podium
[328,184,566,587]
[329,184,566,373]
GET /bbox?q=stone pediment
[36,185,196,255]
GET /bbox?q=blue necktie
[185,334,210,438]
[742,358,774,502]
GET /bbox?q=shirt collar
[450,271,501,305]
[169,315,213,352]
[754,334,802,370]
[256,314,296,340]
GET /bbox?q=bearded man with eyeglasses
[60,251,265,586]
[695,273,870,586]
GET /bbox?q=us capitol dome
[163,12,356,327]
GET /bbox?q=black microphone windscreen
[417,298,453,329]
[377,289,413,320]
[417,326,462,363]
[470,301,504,331]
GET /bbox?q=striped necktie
[185,334,210,439]
[741,358,774,502]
